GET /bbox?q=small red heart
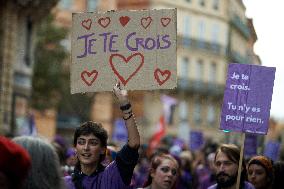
[109,53,144,86]
[81,19,92,30]
[81,70,98,86]
[98,17,111,28]
[154,68,171,86]
[160,17,171,27]
[119,16,130,27]
[141,17,152,29]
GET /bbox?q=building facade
[0,0,58,135]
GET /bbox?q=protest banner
[220,63,276,188]
[71,9,177,93]
[244,133,258,158]
[220,63,276,134]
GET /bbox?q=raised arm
[113,82,140,149]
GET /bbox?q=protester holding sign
[64,82,140,189]
[247,156,273,189]
[208,144,255,189]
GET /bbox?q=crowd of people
[1,83,284,189]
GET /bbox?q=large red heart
[81,19,92,30]
[119,16,130,27]
[154,68,171,86]
[81,70,98,86]
[160,17,171,27]
[109,53,144,86]
[98,17,111,28]
[141,17,152,29]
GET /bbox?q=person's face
[151,159,178,189]
[248,164,269,189]
[75,134,105,166]
[214,151,238,188]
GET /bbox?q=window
[199,0,205,7]
[207,102,215,124]
[198,20,205,48]
[183,16,191,37]
[59,0,73,9]
[209,62,217,82]
[179,101,188,121]
[87,0,98,11]
[24,17,32,66]
[194,99,201,124]
[213,0,219,10]
[211,24,219,52]
[211,24,219,43]
[196,59,204,81]
[180,57,189,78]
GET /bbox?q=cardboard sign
[264,140,280,161]
[71,9,177,93]
[220,63,276,134]
[190,131,204,151]
[244,134,258,157]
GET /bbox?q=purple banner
[264,141,280,161]
[244,134,258,157]
[220,63,276,134]
[112,119,128,143]
[190,131,204,151]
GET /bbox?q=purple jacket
[207,181,255,189]
[65,145,138,189]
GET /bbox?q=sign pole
[236,133,245,189]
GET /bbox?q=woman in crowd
[138,153,179,189]
[247,155,273,189]
[64,82,140,189]
[13,136,64,189]
[0,136,31,189]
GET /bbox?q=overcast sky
[243,0,284,121]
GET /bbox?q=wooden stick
[236,133,245,189]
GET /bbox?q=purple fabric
[190,131,204,151]
[64,161,128,189]
[220,63,276,134]
[207,181,255,189]
[244,134,258,157]
[112,119,128,143]
[264,141,280,161]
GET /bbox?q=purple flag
[112,119,128,144]
[264,141,280,161]
[190,131,204,151]
[244,134,258,157]
[220,63,276,134]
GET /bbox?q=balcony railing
[227,49,250,64]
[230,14,250,39]
[177,35,226,56]
[178,78,224,96]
